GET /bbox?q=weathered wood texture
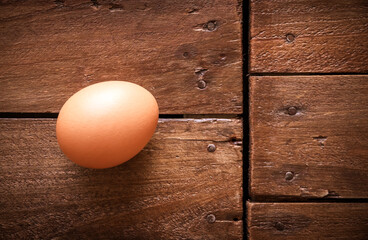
[0,118,242,239]
[250,0,368,73]
[247,202,368,240]
[0,0,242,114]
[250,75,368,200]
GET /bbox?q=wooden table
[0,0,367,239]
[248,0,368,239]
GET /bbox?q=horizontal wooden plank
[0,118,242,239]
[250,75,368,200]
[247,202,368,240]
[250,0,368,73]
[0,0,242,114]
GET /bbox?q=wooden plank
[0,118,243,239]
[247,202,368,240]
[250,75,368,200]
[0,0,242,114]
[250,0,368,73]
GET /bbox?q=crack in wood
[312,136,328,148]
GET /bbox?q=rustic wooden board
[0,118,242,239]
[250,75,368,200]
[0,0,242,114]
[247,202,368,240]
[250,0,368,73]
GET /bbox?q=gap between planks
[247,199,368,203]
[250,73,368,76]
[0,113,242,119]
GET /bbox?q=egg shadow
[70,141,159,204]
[52,140,167,237]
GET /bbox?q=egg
[56,81,159,169]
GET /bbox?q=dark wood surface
[1,0,367,239]
[247,202,368,240]
[0,118,242,239]
[250,75,368,200]
[248,1,368,240]
[250,0,368,73]
[0,0,242,114]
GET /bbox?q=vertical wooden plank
[250,0,368,73]
[250,75,368,200]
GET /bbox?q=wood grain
[247,202,368,240]
[250,75,368,200]
[250,0,368,73]
[0,118,243,239]
[0,0,242,114]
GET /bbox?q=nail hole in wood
[207,144,216,152]
[275,222,285,231]
[285,171,294,181]
[204,21,217,31]
[287,106,297,115]
[286,33,295,42]
[197,80,207,89]
[206,214,216,223]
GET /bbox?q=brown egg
[56,81,159,169]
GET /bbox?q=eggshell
[56,81,159,169]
